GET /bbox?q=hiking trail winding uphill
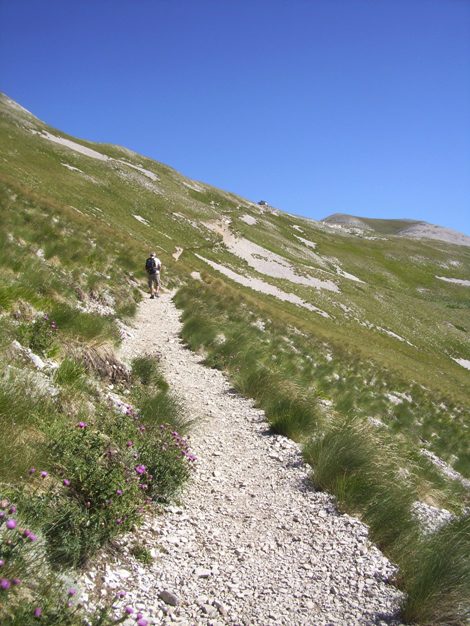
[80,292,403,626]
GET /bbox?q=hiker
[145,252,162,299]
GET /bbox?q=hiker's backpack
[146,257,157,274]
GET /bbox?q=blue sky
[1,0,469,234]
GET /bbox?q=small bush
[16,314,58,357]
[44,420,143,566]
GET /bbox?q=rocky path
[82,292,403,625]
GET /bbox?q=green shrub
[137,424,194,502]
[44,420,143,566]
[16,314,58,357]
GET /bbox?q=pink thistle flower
[27,533,38,542]
[12,578,21,585]
[0,560,4,567]
[33,607,42,617]
[126,440,134,447]
[8,505,17,514]
[0,578,11,590]
[116,590,126,598]
[67,588,76,596]
[134,464,146,475]
[116,518,123,525]
[124,606,134,614]
[40,471,48,478]
[6,519,17,530]
[77,421,87,429]
[0,512,5,519]
[116,489,123,496]
[63,479,71,487]
[137,619,148,626]
[29,467,36,475]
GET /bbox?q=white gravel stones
[81,291,404,625]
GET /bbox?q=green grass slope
[1,91,469,624]
[1,91,469,471]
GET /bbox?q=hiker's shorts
[148,272,161,288]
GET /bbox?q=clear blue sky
[1,0,469,234]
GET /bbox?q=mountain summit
[322,212,470,246]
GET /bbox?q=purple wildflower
[40,471,48,478]
[67,588,76,596]
[134,464,146,475]
[6,519,17,530]
[29,467,36,475]
[116,518,123,525]
[27,532,38,542]
[0,578,11,590]
[12,578,21,586]
[116,590,126,598]
[116,489,123,496]
[8,505,17,514]
[0,560,4,567]
[126,440,134,447]
[33,607,42,618]
[0,512,5,519]
[77,421,87,429]
[63,478,71,487]
[124,606,134,614]
[137,619,148,626]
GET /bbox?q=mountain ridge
[3,91,468,245]
[322,212,470,245]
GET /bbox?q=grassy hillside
[1,93,469,624]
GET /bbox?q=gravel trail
[82,292,403,626]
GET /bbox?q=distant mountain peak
[322,213,470,246]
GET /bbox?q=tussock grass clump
[50,304,119,343]
[304,415,419,557]
[131,356,192,435]
[401,513,470,625]
[0,375,53,482]
[53,358,88,391]
[132,355,168,390]
[71,343,130,383]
